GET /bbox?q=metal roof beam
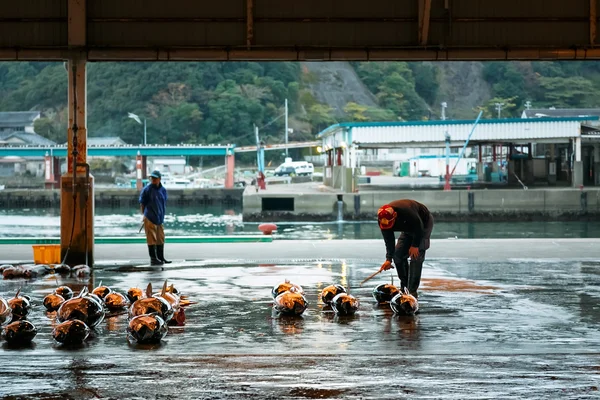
[68,0,86,48]
[418,0,432,46]
[246,0,254,49]
[7,47,600,62]
[591,0,597,45]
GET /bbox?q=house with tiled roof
[0,111,40,134]
[0,111,55,146]
[0,111,55,177]
[0,131,56,146]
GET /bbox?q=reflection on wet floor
[1,259,600,398]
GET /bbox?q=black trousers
[392,214,434,294]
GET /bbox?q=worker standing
[139,170,171,265]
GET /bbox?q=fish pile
[1,277,193,347]
[270,276,418,319]
[0,263,89,280]
[319,284,360,316]
[0,289,37,345]
[372,282,419,315]
[54,286,105,344]
[271,280,360,317]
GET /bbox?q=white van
[274,160,314,176]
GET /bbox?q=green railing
[0,236,273,245]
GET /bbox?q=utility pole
[143,118,147,145]
[284,98,289,157]
[441,102,447,121]
[495,102,504,119]
[255,125,266,190]
[444,131,451,191]
[525,100,532,110]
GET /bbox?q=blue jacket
[139,183,168,225]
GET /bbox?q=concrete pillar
[548,144,557,186]
[44,153,59,189]
[224,154,235,189]
[476,163,484,183]
[61,57,94,267]
[54,157,61,184]
[507,160,516,184]
[141,156,147,179]
[524,159,535,185]
[573,137,583,187]
[593,144,600,185]
[135,151,143,190]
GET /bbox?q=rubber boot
[148,245,163,266]
[393,256,409,291]
[156,244,171,264]
[407,259,423,298]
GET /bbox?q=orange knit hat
[377,205,397,229]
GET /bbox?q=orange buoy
[258,223,278,235]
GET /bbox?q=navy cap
[149,170,161,179]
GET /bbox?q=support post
[593,144,600,185]
[548,143,557,186]
[141,155,147,179]
[53,156,61,185]
[61,56,94,267]
[224,151,235,189]
[573,136,584,187]
[44,153,57,189]
[444,132,451,191]
[136,151,143,190]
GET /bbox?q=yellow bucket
[32,245,61,264]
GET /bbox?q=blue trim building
[316,117,600,190]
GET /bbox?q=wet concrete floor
[1,256,600,399]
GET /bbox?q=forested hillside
[2,60,600,149]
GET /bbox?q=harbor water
[1,206,600,240]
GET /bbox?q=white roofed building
[150,157,187,175]
[317,117,600,191]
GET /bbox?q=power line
[227,111,286,143]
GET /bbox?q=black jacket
[381,199,431,261]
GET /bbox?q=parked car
[274,166,297,177]
[274,161,314,176]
